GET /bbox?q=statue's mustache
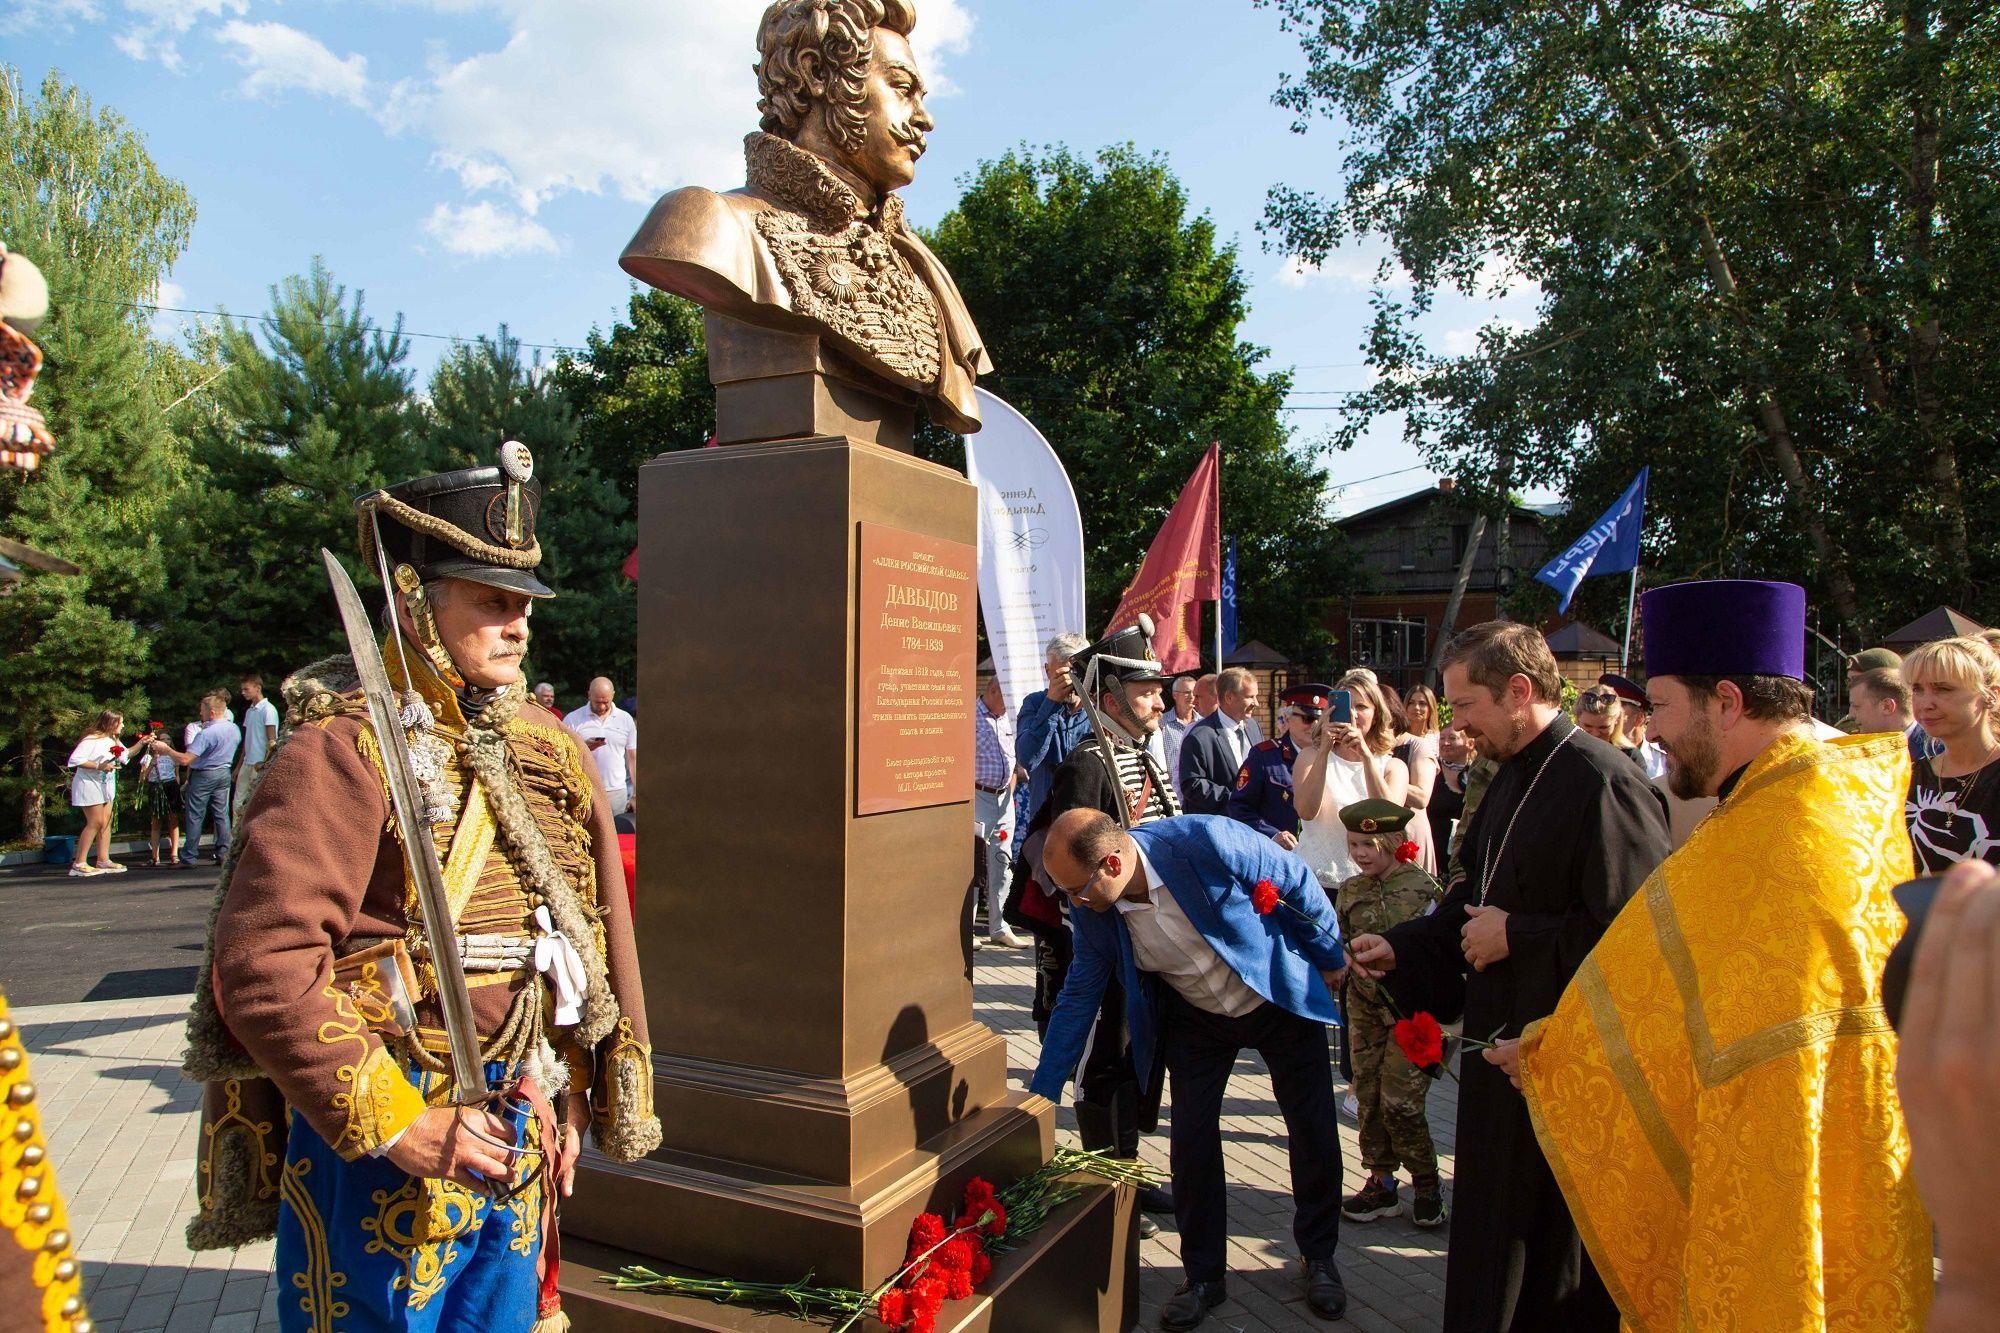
[890,120,927,156]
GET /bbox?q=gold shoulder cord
[0,997,90,1333]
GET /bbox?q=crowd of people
[971,591,2000,1331]
[57,672,643,876]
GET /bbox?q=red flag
[1105,442,1220,671]
[622,546,639,582]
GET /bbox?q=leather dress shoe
[1159,1278,1226,1331]
[1302,1257,1347,1319]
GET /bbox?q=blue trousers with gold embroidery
[275,1065,543,1333]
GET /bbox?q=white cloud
[14,0,247,69]
[379,0,976,214]
[1276,250,1413,294]
[146,277,187,338]
[1440,319,1531,358]
[422,201,560,259]
[217,20,371,106]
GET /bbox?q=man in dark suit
[1031,808,1350,1329]
[1178,667,1262,814]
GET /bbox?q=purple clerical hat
[1641,580,1806,680]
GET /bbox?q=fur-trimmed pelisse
[180,655,659,1250]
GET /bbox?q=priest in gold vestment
[1500,580,1932,1332]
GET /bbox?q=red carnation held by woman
[1251,879,1280,915]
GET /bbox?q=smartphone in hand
[586,736,606,750]
[1329,690,1354,725]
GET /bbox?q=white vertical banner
[964,387,1086,717]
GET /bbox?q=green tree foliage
[1262,0,1999,638]
[0,68,193,842]
[149,260,420,717]
[415,329,620,702]
[924,144,1352,664]
[545,289,714,698]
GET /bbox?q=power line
[116,299,591,356]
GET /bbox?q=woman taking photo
[65,710,127,877]
[1294,670,1413,887]
[1396,683,1443,872]
[1906,636,2000,873]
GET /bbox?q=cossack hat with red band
[1280,683,1335,720]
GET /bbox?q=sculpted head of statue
[756,0,933,203]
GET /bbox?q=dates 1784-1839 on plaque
[856,522,976,816]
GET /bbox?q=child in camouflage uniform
[1334,798,1449,1228]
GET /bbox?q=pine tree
[0,68,193,844]
[148,260,421,715]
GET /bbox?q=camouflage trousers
[1348,991,1440,1178]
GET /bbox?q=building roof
[1881,605,1987,648]
[1224,639,1293,667]
[1543,620,1622,658]
[1335,486,1565,530]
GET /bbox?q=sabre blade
[321,548,489,1104]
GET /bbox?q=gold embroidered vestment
[1519,732,1932,1331]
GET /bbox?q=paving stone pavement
[26,947,1458,1332]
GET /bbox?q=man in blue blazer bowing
[1031,808,1350,1329]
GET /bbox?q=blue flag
[1220,536,1239,659]
[1534,468,1649,612]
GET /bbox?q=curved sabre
[320,547,489,1105]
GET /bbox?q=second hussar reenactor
[1006,620,1181,1234]
[1334,798,1447,1230]
[1228,684,1330,847]
[181,446,661,1333]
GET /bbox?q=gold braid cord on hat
[356,492,544,571]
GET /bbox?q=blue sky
[9,0,1544,513]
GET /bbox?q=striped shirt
[1077,733,1181,825]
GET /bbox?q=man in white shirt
[233,672,282,825]
[564,677,639,817]
[1160,676,1199,802]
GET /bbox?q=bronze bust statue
[621,0,990,436]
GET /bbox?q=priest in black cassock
[1348,621,1671,1332]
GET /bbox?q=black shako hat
[1072,617,1172,691]
[357,441,554,598]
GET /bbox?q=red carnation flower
[906,1212,946,1261]
[970,1249,993,1285]
[108,744,125,759]
[996,829,1008,843]
[1251,879,1280,915]
[1394,840,1419,863]
[1393,1012,1447,1071]
[877,1288,910,1328]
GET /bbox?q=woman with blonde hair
[64,709,128,876]
[1294,670,1416,886]
[1906,636,2000,873]
[1396,685,1443,862]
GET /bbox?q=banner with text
[964,388,1087,718]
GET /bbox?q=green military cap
[1339,798,1413,835]
[1848,647,1902,672]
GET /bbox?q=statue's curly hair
[756,0,918,153]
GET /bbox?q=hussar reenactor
[182,446,660,1332]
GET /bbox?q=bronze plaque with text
[856,522,977,816]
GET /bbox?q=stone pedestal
[561,416,1133,1314]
